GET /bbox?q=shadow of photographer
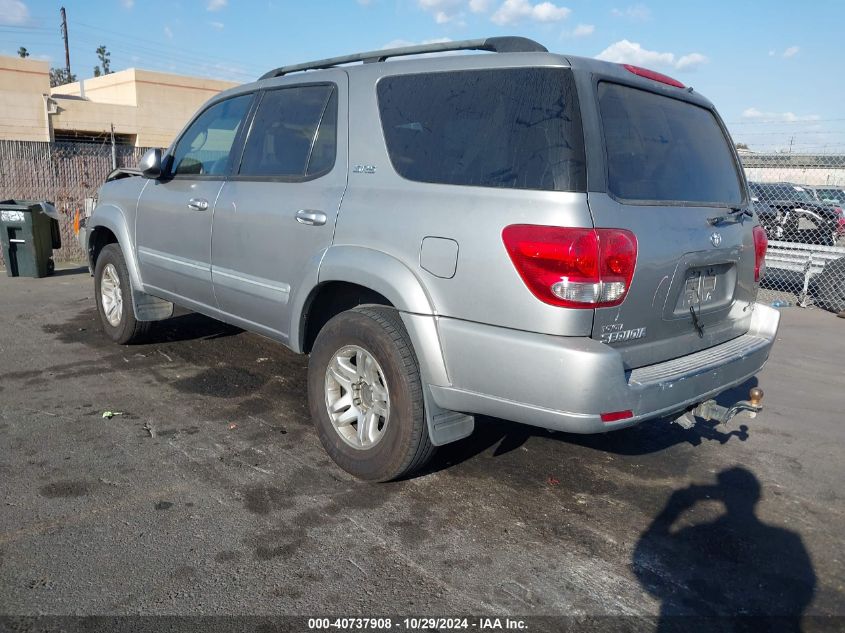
[633,467,816,632]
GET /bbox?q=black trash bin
[0,200,61,278]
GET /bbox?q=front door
[136,93,253,310]
[211,75,347,341]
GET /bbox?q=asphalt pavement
[0,267,843,631]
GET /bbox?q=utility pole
[60,7,71,81]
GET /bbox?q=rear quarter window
[377,68,586,192]
[598,82,743,206]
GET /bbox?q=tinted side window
[238,85,337,178]
[598,82,742,205]
[377,68,586,192]
[171,95,252,176]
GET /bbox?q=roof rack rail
[259,36,548,80]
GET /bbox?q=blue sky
[2,0,843,152]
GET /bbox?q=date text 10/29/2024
[308,617,528,630]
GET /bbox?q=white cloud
[768,50,775,56]
[206,0,227,11]
[572,23,594,37]
[469,0,492,12]
[675,52,707,70]
[611,3,650,21]
[741,108,820,123]
[417,0,464,23]
[491,0,570,25]
[596,39,672,66]
[121,0,134,8]
[357,0,373,5]
[596,39,708,71]
[163,25,174,39]
[209,21,224,30]
[782,45,799,58]
[0,0,30,25]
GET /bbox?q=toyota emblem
[710,232,722,247]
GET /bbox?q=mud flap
[132,288,174,322]
[423,384,474,446]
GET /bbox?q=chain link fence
[0,138,843,314]
[742,151,845,313]
[0,139,149,267]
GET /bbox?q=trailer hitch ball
[749,387,764,407]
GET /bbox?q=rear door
[211,75,346,341]
[588,81,756,369]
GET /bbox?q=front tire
[94,244,150,344]
[307,306,434,482]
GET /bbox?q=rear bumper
[430,303,780,433]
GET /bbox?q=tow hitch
[672,387,764,430]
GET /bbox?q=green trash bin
[0,200,61,278]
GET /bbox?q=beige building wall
[0,55,51,142]
[0,56,239,148]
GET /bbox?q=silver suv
[82,37,779,481]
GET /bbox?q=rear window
[377,68,586,192]
[598,82,743,205]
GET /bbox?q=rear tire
[94,244,150,344]
[307,306,434,482]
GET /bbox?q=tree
[95,45,112,75]
[49,67,77,87]
[735,142,749,150]
[17,47,29,58]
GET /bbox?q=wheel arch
[292,246,450,389]
[291,246,435,353]
[87,204,143,290]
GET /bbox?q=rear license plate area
[673,263,734,315]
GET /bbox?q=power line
[70,21,266,77]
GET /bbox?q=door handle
[187,198,209,211]
[295,209,327,226]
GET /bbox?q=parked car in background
[80,37,778,481]
[805,186,845,238]
[749,182,842,245]
[804,186,843,205]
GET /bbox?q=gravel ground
[0,267,843,631]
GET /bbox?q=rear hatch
[588,80,759,369]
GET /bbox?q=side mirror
[140,148,163,179]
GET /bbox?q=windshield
[816,189,844,204]
[751,184,815,204]
[787,186,814,203]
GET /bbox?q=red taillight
[502,225,637,308]
[601,410,634,423]
[621,64,685,89]
[752,225,768,283]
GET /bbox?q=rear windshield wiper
[707,207,753,225]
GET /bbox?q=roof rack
[259,36,548,80]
